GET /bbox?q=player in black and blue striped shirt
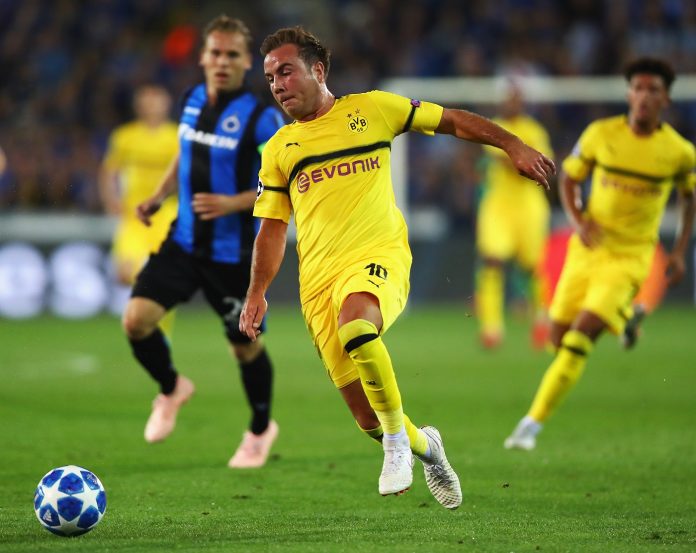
[122,15,284,468]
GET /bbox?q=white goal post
[381,75,696,236]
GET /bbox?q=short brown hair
[624,57,675,91]
[202,15,253,51]
[260,26,331,76]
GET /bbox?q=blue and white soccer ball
[33,465,107,536]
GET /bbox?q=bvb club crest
[347,109,368,134]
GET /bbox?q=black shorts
[132,238,262,343]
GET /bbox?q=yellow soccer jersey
[103,121,179,216]
[483,114,553,202]
[255,90,444,302]
[563,115,695,254]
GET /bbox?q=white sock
[521,415,542,436]
[383,428,407,444]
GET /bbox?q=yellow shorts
[112,215,173,275]
[301,258,410,389]
[549,234,652,334]
[476,195,549,269]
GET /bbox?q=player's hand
[507,141,556,191]
[665,253,686,286]
[192,193,234,220]
[239,294,268,341]
[576,218,602,248]
[136,198,162,227]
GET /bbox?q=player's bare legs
[123,297,194,443]
[506,311,606,450]
[338,379,380,432]
[336,293,461,507]
[549,321,571,350]
[336,292,415,494]
[339,370,462,508]
[123,297,166,340]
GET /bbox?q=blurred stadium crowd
[1,0,696,227]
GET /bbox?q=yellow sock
[528,270,547,319]
[357,421,383,444]
[403,414,428,457]
[159,309,177,342]
[528,329,593,422]
[338,319,403,434]
[477,265,504,336]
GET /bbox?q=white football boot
[417,426,462,510]
[379,432,414,496]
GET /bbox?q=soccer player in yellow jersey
[476,82,554,349]
[99,85,178,334]
[238,27,554,508]
[505,58,696,451]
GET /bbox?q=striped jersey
[563,115,695,254]
[254,90,443,302]
[173,84,284,263]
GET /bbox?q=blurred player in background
[475,81,554,350]
[0,145,6,176]
[99,85,179,335]
[505,58,695,451]
[122,15,285,468]
[240,26,554,508]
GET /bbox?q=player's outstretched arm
[666,188,695,285]
[240,217,288,341]
[136,153,180,226]
[436,108,555,190]
[192,190,258,220]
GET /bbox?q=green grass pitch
[1,304,695,552]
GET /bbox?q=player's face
[264,43,323,121]
[627,73,669,129]
[134,87,171,125]
[200,31,252,93]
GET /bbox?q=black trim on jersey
[401,103,418,133]
[176,86,197,119]
[263,185,290,195]
[190,99,218,257]
[561,345,588,357]
[288,141,391,185]
[191,88,250,258]
[344,333,379,353]
[236,102,267,261]
[597,163,670,184]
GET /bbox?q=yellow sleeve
[103,127,126,170]
[675,141,696,191]
[254,137,292,223]
[562,121,600,182]
[368,90,444,136]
